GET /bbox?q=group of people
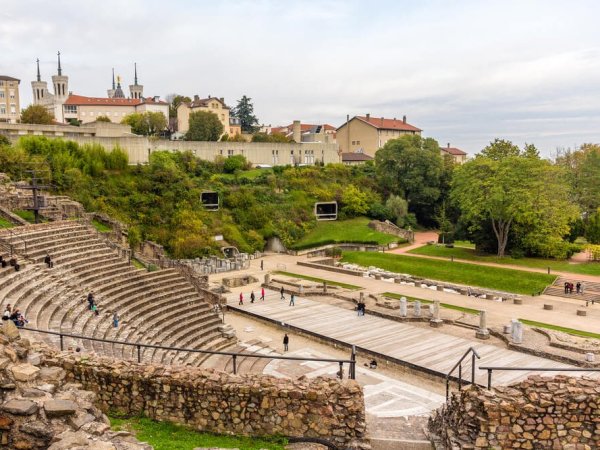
[2,304,28,327]
[86,292,100,316]
[238,288,266,305]
[0,256,20,272]
[564,281,585,295]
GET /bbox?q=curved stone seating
[0,221,233,365]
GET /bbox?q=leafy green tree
[0,135,10,147]
[185,111,223,141]
[95,115,111,123]
[167,94,191,119]
[122,112,167,136]
[20,104,54,124]
[231,95,258,133]
[586,209,600,244]
[341,185,369,216]
[385,195,408,226]
[375,134,444,224]
[451,141,577,257]
[223,155,248,173]
[251,132,292,143]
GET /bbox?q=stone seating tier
[0,222,230,367]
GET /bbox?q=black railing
[446,347,481,400]
[18,326,356,379]
[480,366,600,389]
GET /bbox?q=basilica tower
[31,58,49,104]
[129,63,144,99]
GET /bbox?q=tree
[451,141,577,257]
[95,115,111,123]
[385,195,408,226]
[251,132,292,143]
[122,112,167,136]
[20,104,54,124]
[185,111,223,141]
[231,95,258,133]
[223,155,249,173]
[375,134,444,224]
[167,94,191,119]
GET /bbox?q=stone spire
[112,68,115,90]
[134,62,138,85]
[36,58,41,82]
[129,63,143,100]
[57,51,62,76]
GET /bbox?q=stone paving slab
[228,293,599,387]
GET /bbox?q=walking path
[227,293,599,388]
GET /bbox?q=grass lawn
[0,217,14,229]
[409,244,600,276]
[519,319,600,340]
[341,251,555,295]
[110,417,287,450]
[273,270,362,290]
[382,292,479,314]
[13,210,38,223]
[293,217,402,250]
[454,240,475,249]
[91,219,112,233]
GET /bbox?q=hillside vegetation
[0,137,398,258]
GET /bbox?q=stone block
[27,352,42,366]
[577,309,587,316]
[543,304,554,311]
[44,399,78,417]
[1,399,38,415]
[10,364,40,382]
[0,321,20,342]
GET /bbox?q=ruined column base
[476,329,490,340]
[429,319,443,328]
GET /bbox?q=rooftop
[0,76,20,83]
[341,152,374,162]
[345,115,422,132]
[64,94,142,106]
[441,145,467,156]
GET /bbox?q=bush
[223,155,249,174]
[325,246,343,258]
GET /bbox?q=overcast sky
[2,0,600,155]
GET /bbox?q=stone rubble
[0,324,152,449]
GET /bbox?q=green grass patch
[91,219,112,233]
[519,319,600,340]
[0,217,14,229]
[13,210,37,223]
[341,251,555,295]
[131,258,146,269]
[409,244,600,276]
[382,292,479,314]
[273,270,362,290]
[110,416,287,450]
[292,217,402,250]
[454,240,475,249]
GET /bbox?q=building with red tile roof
[271,120,336,143]
[336,114,421,156]
[440,143,468,164]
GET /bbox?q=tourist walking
[239,292,244,306]
[250,291,255,303]
[113,311,119,328]
[280,286,285,300]
[260,260,264,271]
[92,302,99,316]
[283,333,289,352]
[289,293,295,306]
[564,281,569,294]
[260,287,265,301]
[44,254,54,269]
[576,282,581,294]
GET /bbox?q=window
[10,105,16,114]
[356,140,360,145]
[0,81,3,87]
[81,112,86,116]
[0,105,5,114]
[351,141,355,145]
[9,90,14,99]
[0,92,3,99]
[227,149,234,157]
[64,105,77,114]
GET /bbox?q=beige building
[177,95,238,137]
[0,76,20,123]
[440,143,468,164]
[336,114,421,157]
[62,94,168,125]
[31,53,69,122]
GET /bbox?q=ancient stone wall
[367,220,414,242]
[429,375,600,449]
[44,351,368,449]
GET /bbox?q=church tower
[107,68,116,98]
[31,58,49,104]
[129,63,144,99]
[50,51,69,122]
[113,75,125,98]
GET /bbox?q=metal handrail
[17,326,356,379]
[446,347,481,400]
[480,366,600,390]
[4,229,27,257]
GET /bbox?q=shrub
[223,155,249,174]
